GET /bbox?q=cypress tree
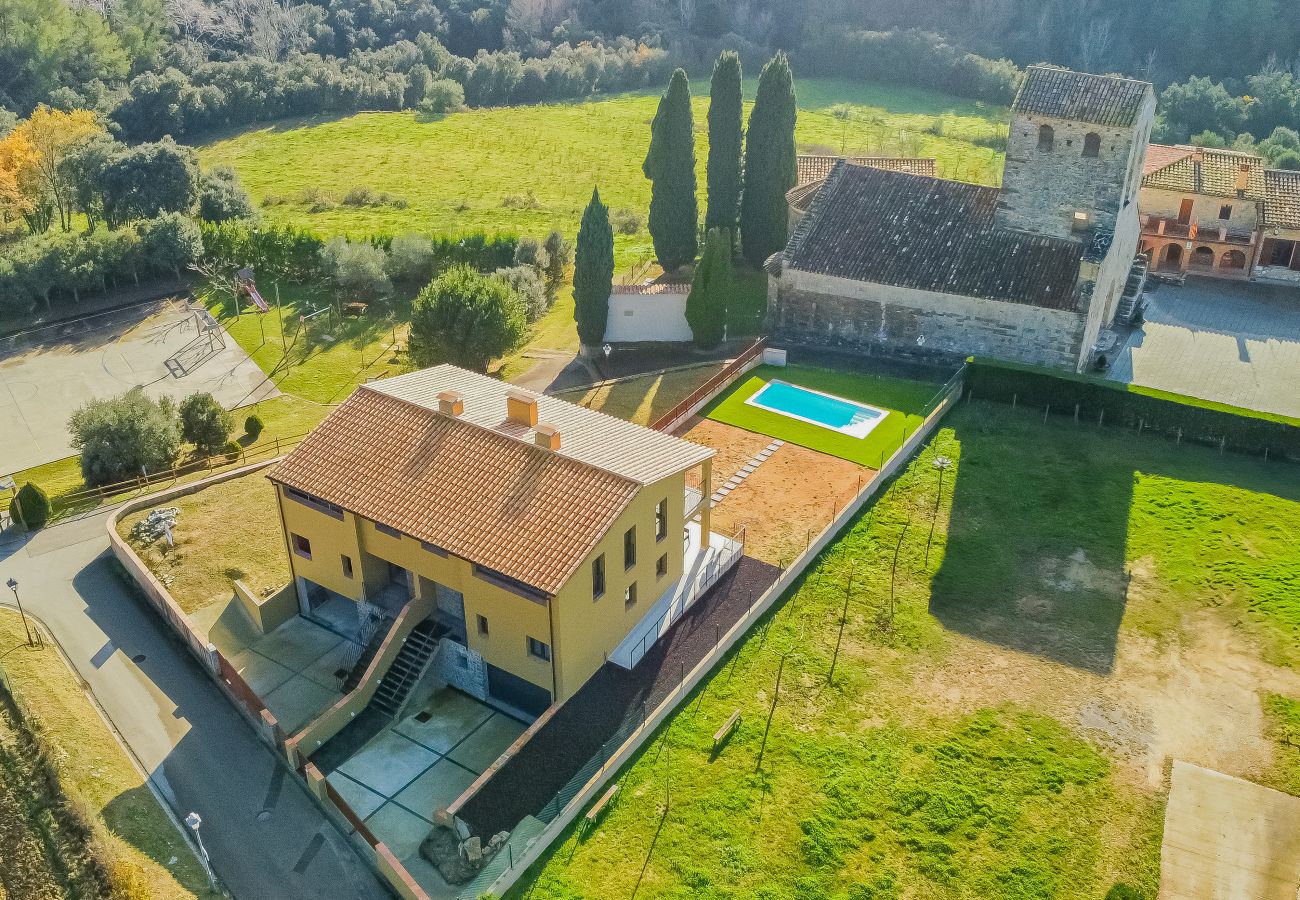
[573,187,614,349]
[706,51,743,232]
[740,52,797,268]
[643,68,698,273]
[687,228,732,349]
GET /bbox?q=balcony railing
[1142,216,1256,245]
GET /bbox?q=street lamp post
[5,578,34,647]
[185,812,218,890]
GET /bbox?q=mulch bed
[458,556,781,838]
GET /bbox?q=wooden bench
[584,783,619,827]
[713,708,741,752]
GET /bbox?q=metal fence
[649,338,767,433]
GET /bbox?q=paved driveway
[1108,278,1300,419]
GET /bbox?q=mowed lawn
[706,364,942,467]
[199,78,1007,268]
[516,401,1300,899]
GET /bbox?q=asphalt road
[0,512,391,900]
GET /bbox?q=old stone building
[767,66,1156,371]
[787,155,937,231]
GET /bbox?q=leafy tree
[9,481,50,529]
[385,233,436,283]
[198,165,256,223]
[138,213,201,278]
[541,229,572,300]
[1189,130,1227,148]
[179,392,232,454]
[6,106,104,232]
[687,228,732,349]
[740,52,797,268]
[409,264,525,370]
[1245,70,1299,137]
[59,134,121,231]
[0,0,129,114]
[322,237,392,297]
[513,235,550,271]
[1274,150,1300,170]
[70,389,181,486]
[573,188,613,349]
[95,137,199,226]
[420,79,465,114]
[1158,77,1248,142]
[706,51,743,232]
[642,68,698,272]
[493,264,548,322]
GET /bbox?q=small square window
[291,533,312,559]
[624,526,636,569]
[624,582,638,609]
[656,553,668,579]
[1219,204,1233,221]
[527,636,551,661]
[477,614,489,636]
[341,554,354,578]
[592,554,606,600]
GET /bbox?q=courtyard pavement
[326,688,525,898]
[1108,278,1300,419]
[0,300,278,474]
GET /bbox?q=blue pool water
[747,380,884,435]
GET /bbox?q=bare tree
[1077,18,1113,74]
[506,0,572,42]
[165,0,312,59]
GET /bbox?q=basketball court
[0,299,279,475]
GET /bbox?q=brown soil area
[677,417,870,565]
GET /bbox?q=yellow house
[267,365,729,717]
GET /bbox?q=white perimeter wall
[604,292,693,343]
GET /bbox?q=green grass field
[706,364,942,467]
[199,78,1007,269]
[516,399,1300,899]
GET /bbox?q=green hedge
[965,357,1300,460]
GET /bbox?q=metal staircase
[369,619,444,717]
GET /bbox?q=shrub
[386,233,437,283]
[244,414,264,439]
[493,264,549,322]
[70,390,181,487]
[609,208,644,235]
[409,264,526,370]
[179,392,232,454]
[10,482,51,529]
[542,229,572,299]
[1105,885,1144,900]
[322,237,392,297]
[419,79,465,114]
[199,165,257,223]
[222,440,242,463]
[513,236,550,271]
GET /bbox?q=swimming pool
[744,380,888,439]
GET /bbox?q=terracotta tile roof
[797,155,937,187]
[1142,146,1267,199]
[369,365,714,485]
[1143,143,1191,175]
[268,388,641,595]
[612,282,690,295]
[1263,169,1300,230]
[783,162,1084,311]
[1013,66,1152,127]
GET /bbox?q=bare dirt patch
[676,417,870,565]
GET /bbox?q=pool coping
[744,378,890,439]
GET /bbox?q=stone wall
[772,268,1086,370]
[1141,187,1260,232]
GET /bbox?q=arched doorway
[1160,243,1183,271]
[1220,249,1246,270]
[1191,246,1215,269]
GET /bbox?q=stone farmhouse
[268,365,739,718]
[1139,144,1300,281]
[766,66,1156,372]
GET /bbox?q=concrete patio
[192,598,350,734]
[325,687,526,898]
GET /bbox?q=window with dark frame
[1082,132,1101,157]
[624,582,637,609]
[592,554,606,599]
[656,553,668,579]
[1219,204,1233,220]
[341,555,353,578]
[477,614,489,636]
[291,533,312,559]
[527,636,551,661]
[624,526,636,569]
[655,498,667,540]
[1038,124,1054,151]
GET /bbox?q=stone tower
[996,66,1156,241]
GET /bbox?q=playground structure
[165,303,228,378]
[236,268,270,313]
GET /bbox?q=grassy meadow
[199,78,1008,268]
[515,399,1300,899]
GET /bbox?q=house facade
[268,365,720,717]
[768,66,1156,372]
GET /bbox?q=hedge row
[965,357,1300,460]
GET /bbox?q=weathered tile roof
[370,365,714,485]
[268,387,641,596]
[1142,146,1267,199]
[797,155,936,186]
[1013,65,1152,127]
[1263,169,1300,230]
[784,162,1084,311]
[1143,143,1191,175]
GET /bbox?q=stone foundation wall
[773,269,1086,370]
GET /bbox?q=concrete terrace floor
[1108,277,1300,419]
[326,688,526,898]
